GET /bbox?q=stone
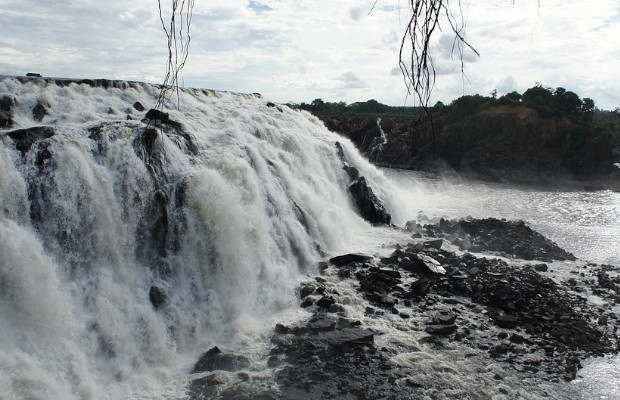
[316,296,336,309]
[133,101,145,111]
[534,264,548,272]
[495,314,519,328]
[7,126,55,154]
[275,323,290,334]
[143,108,183,131]
[425,324,457,335]
[149,285,168,309]
[348,176,391,225]
[0,95,15,128]
[423,238,443,250]
[32,103,47,122]
[192,346,250,373]
[299,284,316,299]
[329,253,373,266]
[402,253,446,275]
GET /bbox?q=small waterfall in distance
[0,77,403,399]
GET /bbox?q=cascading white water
[0,77,403,399]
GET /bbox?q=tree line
[432,85,595,122]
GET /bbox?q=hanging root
[156,0,196,111]
[399,0,479,109]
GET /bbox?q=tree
[581,97,595,121]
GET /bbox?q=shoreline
[189,218,620,399]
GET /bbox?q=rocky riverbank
[189,218,619,399]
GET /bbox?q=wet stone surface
[190,218,619,399]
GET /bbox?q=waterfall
[0,77,402,399]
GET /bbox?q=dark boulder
[329,253,373,266]
[348,176,391,225]
[133,102,145,112]
[149,285,168,309]
[32,103,47,122]
[192,346,250,373]
[143,108,183,131]
[425,323,457,336]
[0,95,15,128]
[7,126,55,154]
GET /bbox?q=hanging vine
[156,0,195,110]
[398,0,479,109]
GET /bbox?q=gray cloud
[337,71,369,89]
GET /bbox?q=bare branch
[393,1,479,109]
[156,0,195,111]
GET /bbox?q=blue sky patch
[248,1,273,14]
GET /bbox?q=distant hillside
[304,87,620,187]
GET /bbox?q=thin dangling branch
[156,0,195,111]
[399,0,479,109]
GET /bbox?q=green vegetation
[431,84,595,122]
[289,99,421,116]
[293,84,618,150]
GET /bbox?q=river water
[384,168,620,399]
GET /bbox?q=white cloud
[0,0,619,109]
[496,76,518,94]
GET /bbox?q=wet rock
[32,103,47,122]
[149,285,168,309]
[409,279,431,298]
[7,126,55,154]
[423,238,443,250]
[425,324,457,336]
[348,176,391,225]
[534,264,548,272]
[133,101,145,111]
[329,253,373,266]
[401,253,446,275]
[143,108,183,131]
[275,323,290,334]
[0,95,14,128]
[299,283,316,299]
[429,217,576,262]
[192,346,250,373]
[316,296,336,309]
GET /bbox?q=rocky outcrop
[334,142,391,225]
[0,95,15,128]
[348,176,391,225]
[148,285,168,309]
[422,217,576,262]
[7,126,55,154]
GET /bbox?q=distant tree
[447,94,493,118]
[522,85,554,116]
[497,91,522,105]
[349,99,391,113]
[310,98,326,111]
[581,97,595,121]
[552,87,582,116]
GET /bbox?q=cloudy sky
[1,0,620,109]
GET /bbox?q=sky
[1,0,620,109]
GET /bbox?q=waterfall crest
[0,77,401,399]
